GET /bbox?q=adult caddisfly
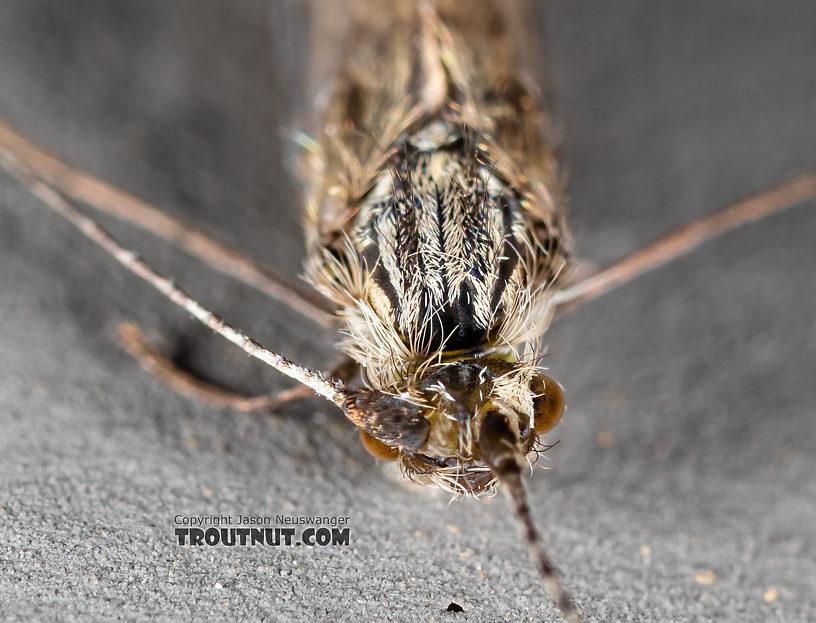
[1,1,814,620]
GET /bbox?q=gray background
[1,1,815,621]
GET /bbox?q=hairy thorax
[309,119,568,389]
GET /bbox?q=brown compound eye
[531,373,565,435]
[358,429,400,462]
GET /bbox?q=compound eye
[531,374,565,435]
[358,429,400,462]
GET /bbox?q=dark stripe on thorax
[489,193,522,314]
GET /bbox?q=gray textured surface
[1,2,815,621]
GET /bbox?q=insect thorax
[308,119,569,387]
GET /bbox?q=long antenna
[0,118,337,327]
[4,118,813,325]
[501,469,581,623]
[553,170,816,312]
[2,156,347,407]
[480,411,580,622]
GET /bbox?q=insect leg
[0,118,338,327]
[118,318,357,413]
[553,169,816,313]
[116,321,278,412]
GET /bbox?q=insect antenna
[553,170,816,313]
[5,159,432,454]
[2,158,348,407]
[480,411,580,622]
[501,468,580,623]
[0,118,337,327]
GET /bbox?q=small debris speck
[653,441,671,458]
[694,570,716,585]
[446,602,464,613]
[763,586,779,603]
[596,430,613,448]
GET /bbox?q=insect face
[346,357,565,496]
